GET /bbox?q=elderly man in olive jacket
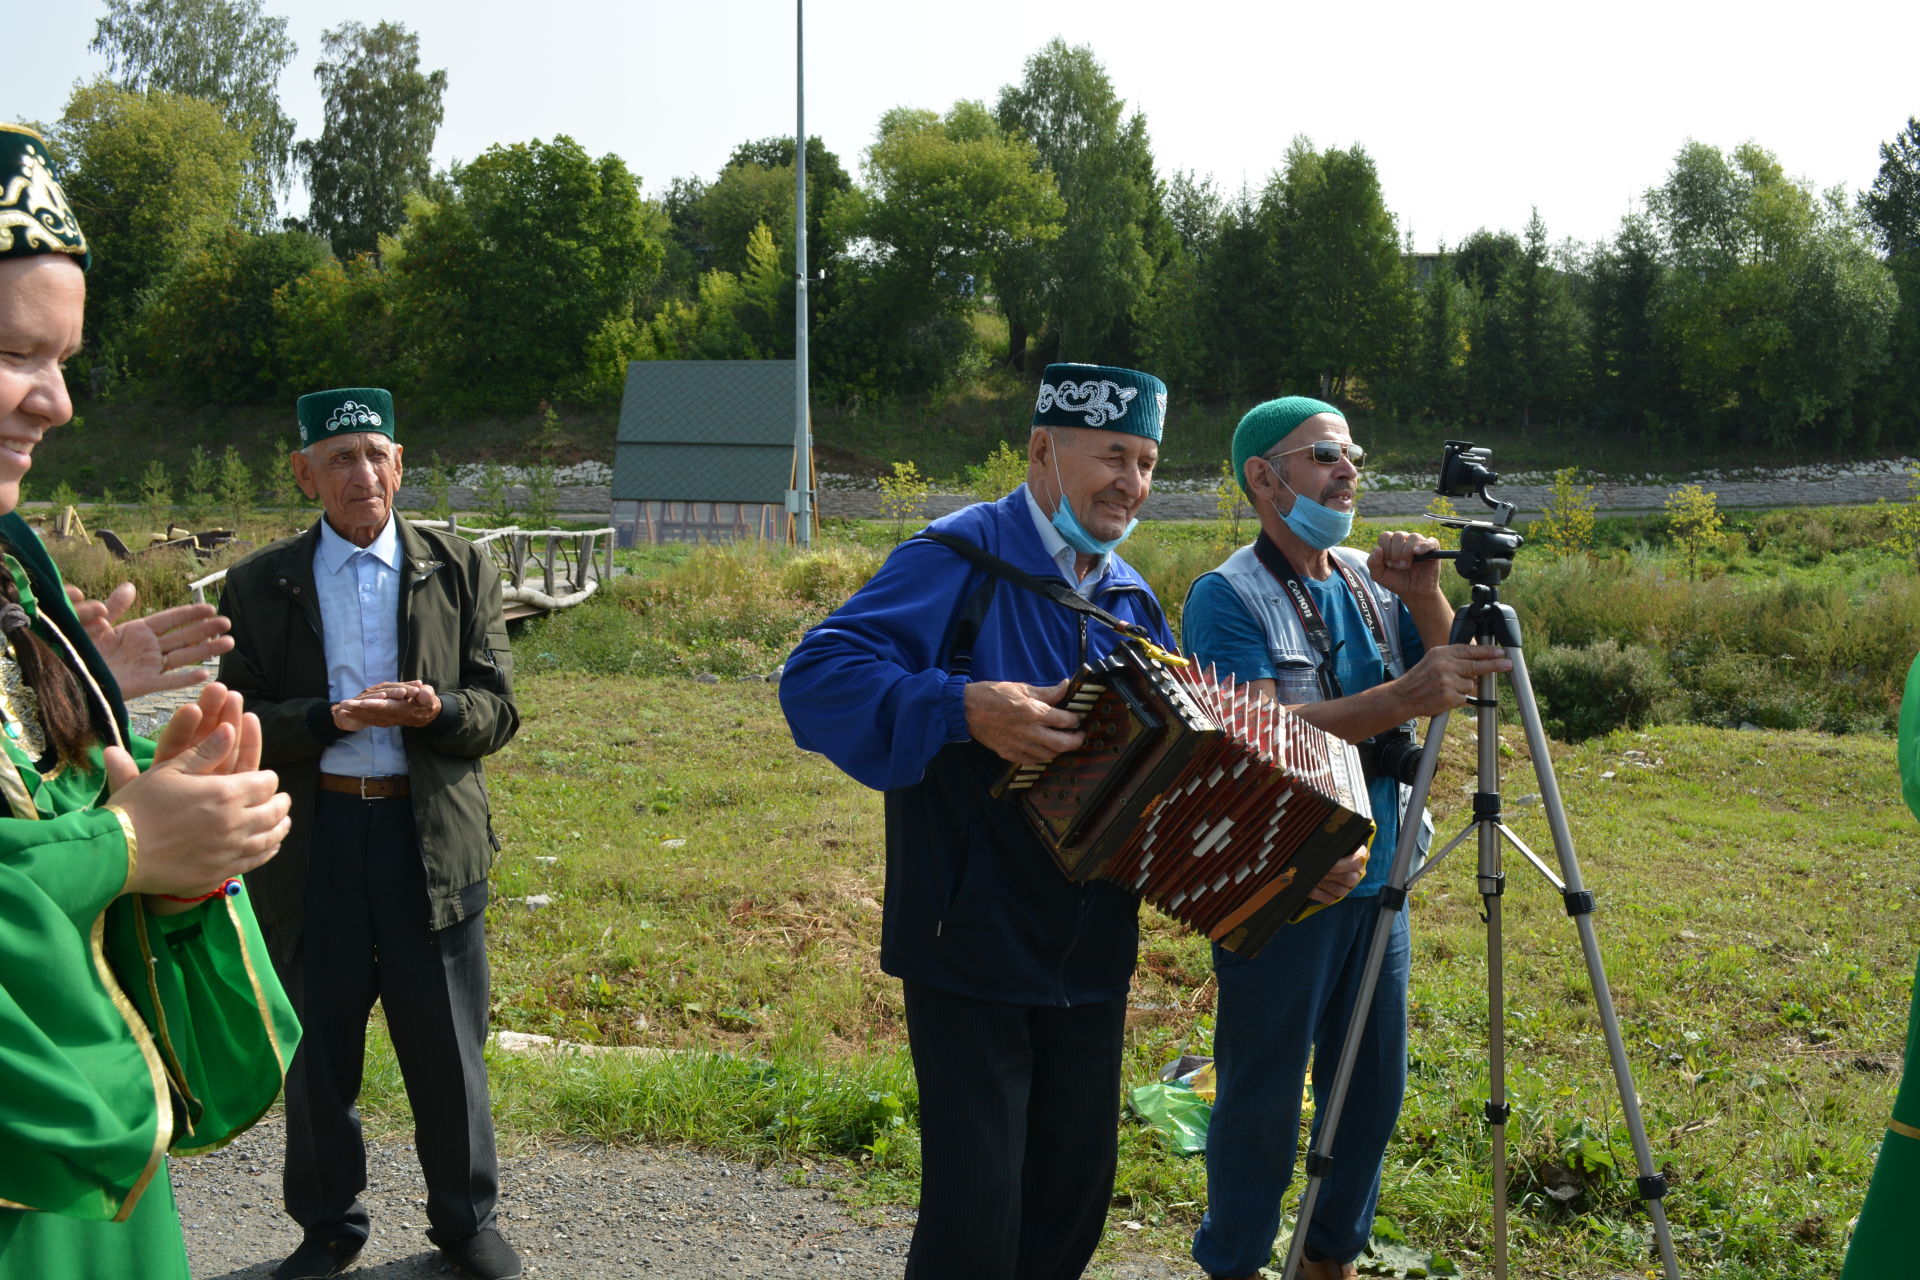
[217,387,521,1280]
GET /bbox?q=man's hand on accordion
[1308,847,1370,905]
[965,678,1088,765]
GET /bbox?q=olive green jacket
[217,517,517,964]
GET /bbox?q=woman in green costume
[0,123,300,1278]
[1840,651,1920,1277]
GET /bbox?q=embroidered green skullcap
[296,387,395,447]
[0,125,89,271]
[1232,395,1345,499]
[1031,362,1167,442]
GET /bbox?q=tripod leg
[1505,649,1683,1280]
[1278,710,1451,1280]
[1473,674,1512,1280]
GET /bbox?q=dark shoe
[273,1234,363,1280]
[438,1228,523,1280]
[1300,1260,1360,1280]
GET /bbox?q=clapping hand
[109,681,289,911]
[333,680,443,730]
[66,582,234,700]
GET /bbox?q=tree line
[32,0,1920,450]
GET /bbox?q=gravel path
[172,1114,1190,1280]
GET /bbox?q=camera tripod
[1278,573,1683,1280]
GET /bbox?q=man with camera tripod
[1183,397,1511,1280]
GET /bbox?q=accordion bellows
[995,645,1375,959]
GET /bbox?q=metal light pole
[790,0,814,548]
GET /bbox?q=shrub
[420,454,455,524]
[1214,457,1250,549]
[42,538,203,612]
[877,461,931,541]
[476,463,514,525]
[523,463,558,528]
[273,253,403,395]
[138,227,330,402]
[965,441,1027,505]
[778,546,884,606]
[138,460,173,530]
[183,445,216,523]
[1681,653,1815,731]
[520,545,843,680]
[1535,467,1597,558]
[217,445,253,527]
[1664,483,1723,580]
[1527,640,1678,741]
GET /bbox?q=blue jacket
[779,486,1176,1005]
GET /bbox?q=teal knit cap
[1231,395,1344,499]
[1031,362,1167,441]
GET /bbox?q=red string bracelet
[156,878,243,905]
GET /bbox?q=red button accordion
[993,644,1375,958]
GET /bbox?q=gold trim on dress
[36,606,125,751]
[224,891,286,1074]
[169,893,291,1158]
[105,802,136,891]
[87,910,171,1222]
[0,742,38,819]
[131,905,198,1115]
[1891,1118,1920,1142]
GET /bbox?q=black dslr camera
[1358,721,1422,786]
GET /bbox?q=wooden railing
[189,524,617,620]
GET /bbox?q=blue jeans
[1192,894,1411,1277]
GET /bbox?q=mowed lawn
[393,673,1919,1279]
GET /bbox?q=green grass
[27,489,1916,1273]
[567,509,1917,736]
[339,672,1918,1278]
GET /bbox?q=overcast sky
[11,0,1918,253]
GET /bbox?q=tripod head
[1421,440,1525,589]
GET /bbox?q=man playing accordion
[781,363,1174,1280]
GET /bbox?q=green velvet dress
[1839,651,1920,1277]
[0,518,300,1277]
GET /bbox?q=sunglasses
[1269,440,1366,467]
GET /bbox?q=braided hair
[0,547,99,770]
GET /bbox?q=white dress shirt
[313,517,407,776]
[1023,487,1107,596]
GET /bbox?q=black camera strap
[914,530,1172,656]
[1251,533,1396,700]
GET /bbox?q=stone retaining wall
[394,472,1913,525]
[393,483,614,516]
[813,471,1917,522]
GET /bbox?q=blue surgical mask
[1268,460,1353,550]
[1049,449,1137,555]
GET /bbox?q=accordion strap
[914,531,1177,661]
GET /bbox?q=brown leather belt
[317,772,411,799]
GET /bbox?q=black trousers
[901,981,1128,1280]
[276,792,498,1247]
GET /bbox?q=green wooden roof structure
[612,360,799,504]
